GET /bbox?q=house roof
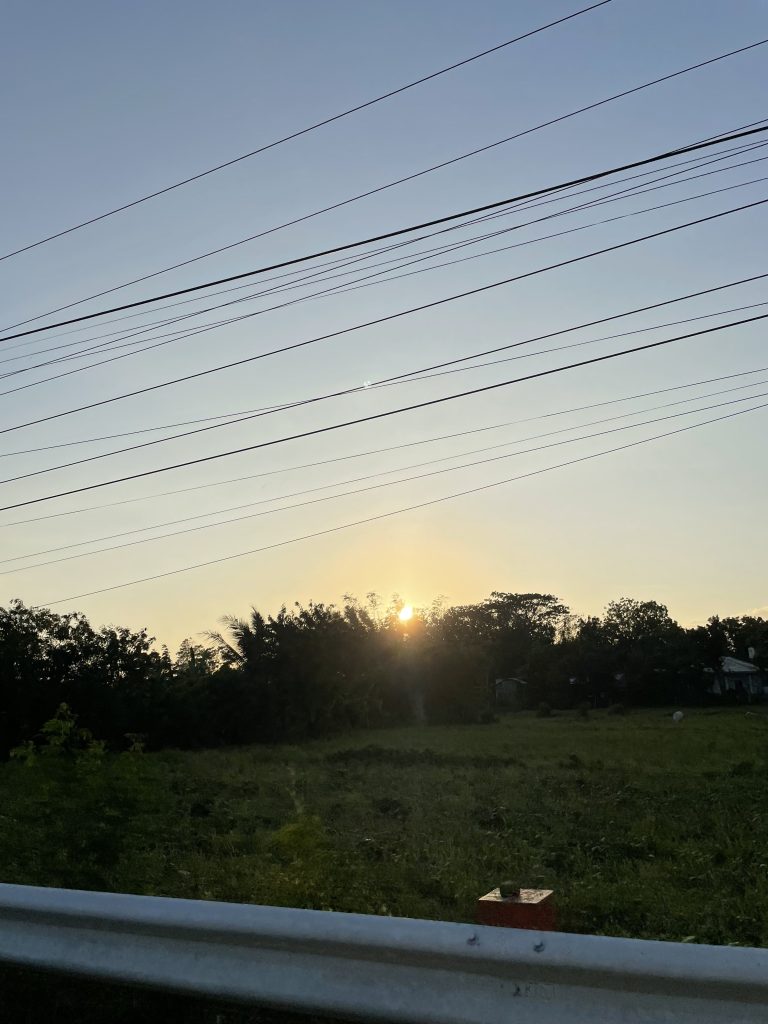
[721,656,761,674]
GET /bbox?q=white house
[706,656,767,698]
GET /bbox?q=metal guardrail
[1,883,767,1023]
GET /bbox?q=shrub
[537,702,552,718]
[608,703,626,716]
[576,701,590,719]
[2,704,155,889]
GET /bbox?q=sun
[398,605,414,623]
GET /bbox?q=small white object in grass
[672,710,684,723]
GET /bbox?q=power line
[0,1,615,265]
[9,130,764,361]
[6,139,767,380]
[5,363,767,529]
[11,162,768,395]
[10,37,768,333]
[3,277,766,461]
[379,274,768,382]
[8,291,768,484]
[4,119,768,344]
[2,194,766,439]
[81,32,767,301]
[3,310,767,513]
[402,299,768,386]
[11,391,768,573]
[425,127,768,227]
[8,143,768,379]
[7,382,768,570]
[35,398,768,608]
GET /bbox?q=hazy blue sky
[1,0,767,650]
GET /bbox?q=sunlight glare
[398,605,414,622]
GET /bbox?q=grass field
[4,707,767,949]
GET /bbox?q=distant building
[494,677,527,707]
[706,656,767,700]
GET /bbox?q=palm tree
[207,610,271,674]
[205,610,279,740]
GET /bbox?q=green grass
[2,708,768,947]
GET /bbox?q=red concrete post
[475,887,556,931]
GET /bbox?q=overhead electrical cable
[2,310,767,513]
[8,129,765,363]
[7,293,768,483]
[9,34,766,326]
[10,164,768,393]
[0,0,615,264]
[2,290,766,463]
[7,142,768,378]
[400,299,768,386]
[6,363,767,528]
[1,195,766,438]
[35,399,768,608]
[6,382,768,571]
[3,118,768,343]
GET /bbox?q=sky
[1,0,767,651]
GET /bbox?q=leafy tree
[718,615,768,664]
[0,601,170,756]
[601,598,687,704]
[1,591,762,753]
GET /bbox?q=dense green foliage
[2,708,767,941]
[1,593,767,757]
[3,707,768,1020]
[1,590,766,1019]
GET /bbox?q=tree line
[1,593,766,756]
